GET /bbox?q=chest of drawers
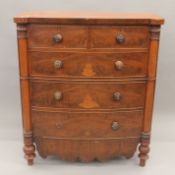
[14,12,164,166]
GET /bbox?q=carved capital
[17,24,27,39]
[150,26,160,40]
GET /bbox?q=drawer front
[28,24,88,48]
[32,110,143,138]
[29,52,148,78]
[90,26,149,48]
[30,81,146,109]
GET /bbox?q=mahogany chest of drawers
[14,12,164,166]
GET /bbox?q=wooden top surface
[14,11,164,25]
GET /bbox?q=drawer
[29,51,148,78]
[30,81,146,109]
[32,110,143,138]
[27,24,88,48]
[90,26,149,48]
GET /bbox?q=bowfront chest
[14,12,164,166]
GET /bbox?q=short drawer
[30,81,146,109]
[29,51,148,78]
[32,110,143,138]
[27,24,88,48]
[90,26,149,48]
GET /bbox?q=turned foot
[138,132,150,167]
[23,132,36,165]
[139,158,146,167]
[27,159,34,166]
[138,142,149,166]
[23,143,36,165]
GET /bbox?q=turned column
[17,24,35,165]
[139,26,161,166]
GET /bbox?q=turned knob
[116,34,125,44]
[115,61,124,70]
[53,34,63,43]
[113,92,121,101]
[111,121,120,130]
[54,60,63,69]
[54,91,62,101]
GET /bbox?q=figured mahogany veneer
[35,138,139,162]
[90,26,149,48]
[28,24,88,48]
[14,12,164,166]
[27,24,149,49]
[32,110,143,138]
[29,51,148,78]
[30,81,146,109]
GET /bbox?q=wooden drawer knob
[54,60,63,69]
[116,34,125,44]
[54,91,62,101]
[111,121,120,130]
[115,61,124,70]
[53,34,63,43]
[113,92,121,101]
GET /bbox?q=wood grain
[17,24,35,165]
[35,137,139,162]
[14,11,164,25]
[29,51,148,78]
[90,26,149,48]
[14,12,164,166]
[31,110,143,138]
[28,25,149,49]
[28,24,88,48]
[30,80,146,109]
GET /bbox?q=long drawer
[29,51,148,78]
[30,80,146,109]
[32,110,143,138]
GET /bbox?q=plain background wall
[0,0,175,151]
